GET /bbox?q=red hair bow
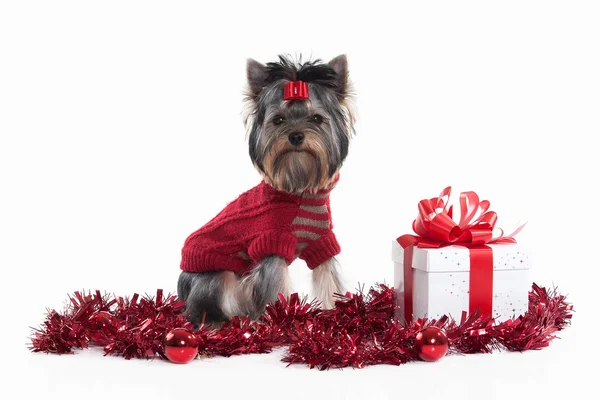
[283,81,309,100]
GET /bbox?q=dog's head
[244,55,356,194]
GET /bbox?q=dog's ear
[328,54,349,100]
[246,58,268,100]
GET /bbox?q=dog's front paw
[312,258,344,310]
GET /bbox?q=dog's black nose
[288,132,304,146]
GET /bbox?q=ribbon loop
[400,186,524,249]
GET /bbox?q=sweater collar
[262,173,339,205]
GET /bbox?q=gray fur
[177,271,227,327]
[246,58,269,98]
[327,54,349,99]
[177,256,289,326]
[246,256,290,318]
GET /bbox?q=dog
[177,54,356,327]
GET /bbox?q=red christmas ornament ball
[87,311,119,345]
[415,326,449,362]
[164,328,198,364]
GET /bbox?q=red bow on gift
[398,186,525,249]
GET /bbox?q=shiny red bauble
[164,328,198,364]
[415,326,449,362]
[87,311,119,346]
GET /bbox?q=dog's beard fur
[263,131,330,194]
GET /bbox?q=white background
[1,1,598,399]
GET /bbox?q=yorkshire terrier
[177,54,356,327]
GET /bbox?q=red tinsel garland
[29,283,573,369]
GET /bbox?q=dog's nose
[288,132,304,146]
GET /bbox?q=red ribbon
[468,246,493,317]
[397,187,524,323]
[283,81,309,100]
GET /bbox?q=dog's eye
[310,114,324,124]
[272,116,285,125]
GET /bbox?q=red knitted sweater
[180,177,341,275]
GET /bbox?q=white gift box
[392,240,531,322]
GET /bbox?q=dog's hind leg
[178,256,291,326]
[221,256,291,320]
[177,271,228,328]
